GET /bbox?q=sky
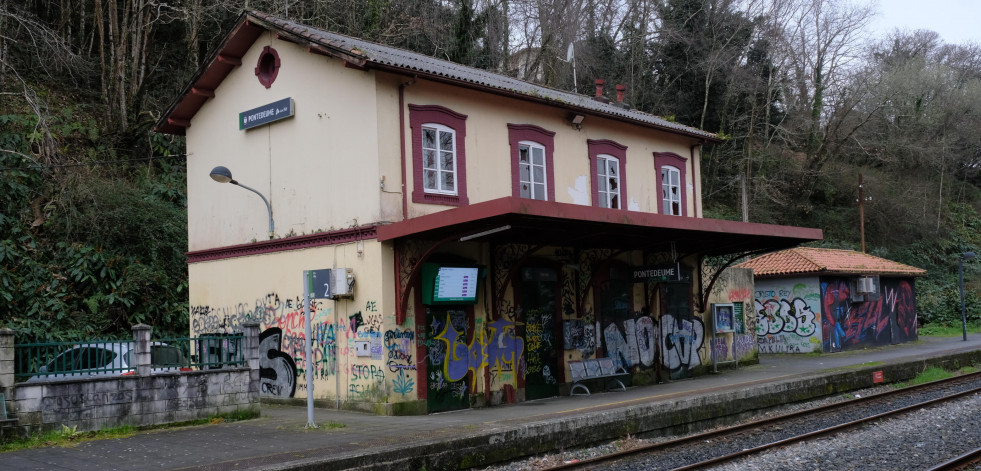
[870,0,981,45]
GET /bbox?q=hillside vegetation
[1,0,979,341]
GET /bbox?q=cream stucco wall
[187,239,405,402]
[187,34,709,251]
[399,80,705,218]
[187,33,394,250]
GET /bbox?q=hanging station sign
[239,97,294,130]
[632,263,681,283]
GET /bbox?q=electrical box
[331,268,355,298]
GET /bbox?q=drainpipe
[691,143,701,218]
[398,78,416,221]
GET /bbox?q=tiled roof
[248,11,719,141]
[736,247,926,278]
[155,10,722,141]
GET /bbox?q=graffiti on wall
[487,318,525,386]
[429,313,527,392]
[733,334,756,360]
[601,316,656,370]
[385,329,415,371]
[660,314,704,378]
[192,294,394,400]
[822,278,917,352]
[884,279,917,343]
[258,328,298,397]
[562,318,596,356]
[754,283,822,354]
[392,369,415,396]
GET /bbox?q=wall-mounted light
[569,113,585,130]
[460,225,511,242]
[210,165,275,239]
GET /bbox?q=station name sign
[632,263,681,283]
[240,97,294,130]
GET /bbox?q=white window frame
[661,165,682,215]
[597,154,621,209]
[518,140,548,200]
[421,123,457,195]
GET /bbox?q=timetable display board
[421,263,484,305]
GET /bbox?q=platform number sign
[306,269,332,299]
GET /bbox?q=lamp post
[959,251,975,342]
[209,166,275,239]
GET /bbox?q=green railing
[158,334,247,371]
[15,334,246,382]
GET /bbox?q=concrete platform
[3,335,981,471]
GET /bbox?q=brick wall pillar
[132,324,152,377]
[0,328,14,394]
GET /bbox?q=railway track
[538,371,981,471]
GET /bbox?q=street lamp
[959,251,975,341]
[209,166,275,239]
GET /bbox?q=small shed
[737,248,926,353]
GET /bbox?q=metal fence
[15,334,246,382]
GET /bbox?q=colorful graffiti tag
[753,283,822,354]
[660,314,704,379]
[602,316,656,370]
[822,278,917,352]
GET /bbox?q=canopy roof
[378,197,823,257]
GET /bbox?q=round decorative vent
[254,46,281,88]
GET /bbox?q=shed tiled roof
[155,10,722,141]
[736,247,926,278]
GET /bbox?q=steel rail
[542,371,981,471]
[673,385,981,470]
[927,446,981,471]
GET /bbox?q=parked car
[25,342,190,382]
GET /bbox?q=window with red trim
[654,152,688,216]
[508,124,555,201]
[588,139,628,209]
[410,104,469,206]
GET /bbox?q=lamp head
[209,166,234,184]
[964,251,976,260]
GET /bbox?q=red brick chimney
[593,79,609,103]
[616,84,626,104]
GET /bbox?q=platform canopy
[378,197,823,257]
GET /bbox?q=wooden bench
[568,358,628,396]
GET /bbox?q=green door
[520,267,560,400]
[426,307,472,412]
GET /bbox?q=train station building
[156,10,821,414]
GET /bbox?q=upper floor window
[597,155,620,208]
[410,104,468,206]
[422,124,457,195]
[654,152,688,216]
[518,142,547,200]
[588,139,628,210]
[661,165,681,215]
[508,123,556,201]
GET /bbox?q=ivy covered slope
[0,99,188,342]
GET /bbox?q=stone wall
[0,323,261,439]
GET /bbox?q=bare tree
[774,0,874,171]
